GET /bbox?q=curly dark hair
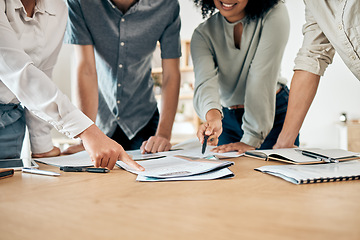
[193,0,281,20]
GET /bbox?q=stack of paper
[116,155,234,182]
[118,139,240,181]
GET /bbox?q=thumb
[205,125,214,136]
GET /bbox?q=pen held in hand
[202,135,210,154]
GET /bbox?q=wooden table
[1,157,359,240]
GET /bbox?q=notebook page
[247,148,318,163]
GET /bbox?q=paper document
[136,168,234,182]
[34,151,93,167]
[116,156,233,178]
[170,138,243,159]
[126,149,166,160]
[161,146,242,159]
[129,145,242,162]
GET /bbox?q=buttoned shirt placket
[117,15,126,123]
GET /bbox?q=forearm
[156,59,180,139]
[74,46,98,122]
[75,68,98,121]
[278,70,320,146]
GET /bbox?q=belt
[227,86,283,110]
[227,104,244,110]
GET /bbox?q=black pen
[60,166,110,173]
[298,150,338,163]
[202,135,209,154]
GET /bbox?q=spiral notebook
[255,160,360,184]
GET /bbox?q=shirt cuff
[293,61,326,76]
[294,53,330,76]
[241,133,263,149]
[51,109,94,139]
[30,134,54,154]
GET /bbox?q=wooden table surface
[1,156,359,240]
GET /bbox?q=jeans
[0,103,26,159]
[111,109,159,150]
[219,85,300,149]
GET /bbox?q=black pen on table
[60,166,110,173]
[298,150,338,163]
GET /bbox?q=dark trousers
[219,85,300,149]
[111,109,159,150]
[0,103,26,159]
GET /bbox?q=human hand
[62,143,85,155]
[197,120,222,146]
[32,146,61,158]
[211,142,255,154]
[197,109,223,146]
[78,125,144,171]
[141,135,172,154]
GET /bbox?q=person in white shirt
[274,0,360,149]
[0,0,143,171]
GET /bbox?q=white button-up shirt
[0,0,93,153]
[294,0,360,79]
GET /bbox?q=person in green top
[191,0,299,153]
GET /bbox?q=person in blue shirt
[64,0,181,154]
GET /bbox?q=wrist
[277,130,298,147]
[77,124,97,141]
[206,109,222,122]
[155,129,171,141]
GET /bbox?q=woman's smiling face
[213,0,248,23]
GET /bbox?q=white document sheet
[116,156,233,178]
[126,145,242,161]
[136,167,234,182]
[158,146,242,159]
[126,149,165,160]
[34,151,93,167]
[171,138,243,159]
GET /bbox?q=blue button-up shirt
[65,0,181,139]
